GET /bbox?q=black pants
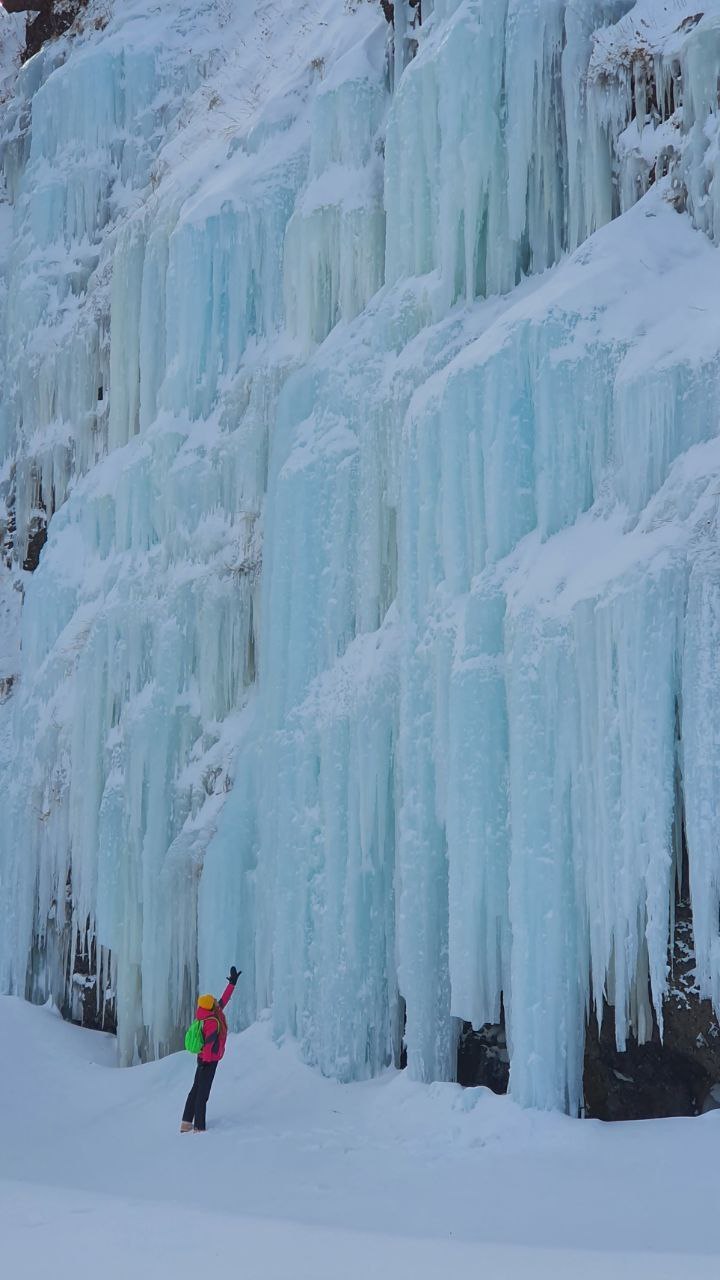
[182,1061,218,1131]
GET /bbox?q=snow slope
[2,995,719,1279]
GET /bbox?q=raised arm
[218,965,241,1009]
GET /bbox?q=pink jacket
[196,982,235,1063]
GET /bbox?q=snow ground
[1,997,719,1279]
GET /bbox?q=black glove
[228,966,241,985]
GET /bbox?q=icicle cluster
[2,0,720,1109]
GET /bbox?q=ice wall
[3,0,720,1111]
[0,9,24,100]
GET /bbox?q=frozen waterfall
[2,0,720,1113]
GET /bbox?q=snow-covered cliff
[2,0,720,1113]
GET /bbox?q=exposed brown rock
[3,0,87,61]
[584,903,720,1120]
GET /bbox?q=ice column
[683,551,720,1013]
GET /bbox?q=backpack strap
[204,1014,221,1056]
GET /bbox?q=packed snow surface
[3,0,720,1115]
[2,997,720,1279]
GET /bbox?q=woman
[180,965,240,1133]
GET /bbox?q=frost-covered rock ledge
[3,0,720,1115]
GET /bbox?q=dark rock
[380,1,422,26]
[67,930,117,1035]
[457,1018,509,1094]
[583,1011,711,1120]
[22,513,47,571]
[2,1,49,11]
[3,1,87,61]
[0,675,15,701]
[583,901,720,1120]
[25,3,83,60]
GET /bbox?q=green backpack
[184,1018,204,1055]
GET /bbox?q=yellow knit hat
[197,994,215,1010]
